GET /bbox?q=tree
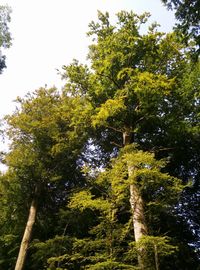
[61,10,199,269]
[0,5,12,73]
[87,12,185,267]
[161,0,200,55]
[2,87,92,270]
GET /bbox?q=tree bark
[154,244,159,270]
[129,182,147,269]
[129,183,147,242]
[14,198,37,270]
[123,131,147,269]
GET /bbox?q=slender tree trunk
[14,198,37,270]
[123,130,147,269]
[154,244,159,270]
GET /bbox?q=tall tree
[3,87,92,270]
[61,10,199,269]
[0,5,12,73]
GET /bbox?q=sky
[0,0,175,118]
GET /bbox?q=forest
[0,2,200,270]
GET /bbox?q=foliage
[0,10,200,270]
[66,145,183,270]
[162,0,200,55]
[0,5,12,73]
[0,234,19,270]
[0,87,92,269]
[136,236,178,270]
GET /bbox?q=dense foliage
[0,10,200,270]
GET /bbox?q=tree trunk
[129,182,147,269]
[154,244,159,270]
[123,131,147,269]
[129,183,147,242]
[14,198,37,270]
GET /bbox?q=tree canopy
[0,10,200,270]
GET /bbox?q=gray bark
[123,131,147,269]
[129,183,147,242]
[14,198,37,270]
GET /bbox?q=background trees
[0,5,12,73]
